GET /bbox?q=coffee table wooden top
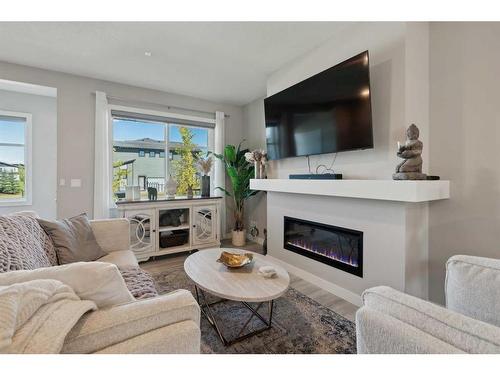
[184,248,290,303]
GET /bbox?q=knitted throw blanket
[119,266,158,300]
[0,279,96,353]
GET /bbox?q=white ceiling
[0,22,354,105]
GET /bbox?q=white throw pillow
[0,262,134,308]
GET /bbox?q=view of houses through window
[112,116,210,200]
[0,113,28,203]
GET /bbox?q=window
[111,112,213,200]
[0,111,31,205]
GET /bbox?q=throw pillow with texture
[37,213,106,264]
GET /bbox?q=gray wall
[243,22,407,244]
[265,23,407,180]
[428,23,500,303]
[0,89,57,218]
[242,97,267,242]
[0,61,245,230]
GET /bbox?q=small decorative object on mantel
[197,156,213,198]
[245,149,267,179]
[166,174,178,199]
[147,187,158,201]
[393,124,427,180]
[217,251,254,268]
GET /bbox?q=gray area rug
[151,265,357,354]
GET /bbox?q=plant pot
[201,175,210,197]
[232,229,246,247]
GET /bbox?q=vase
[201,175,210,197]
[254,161,260,179]
[187,185,194,199]
[125,186,141,201]
[166,175,178,199]
[232,229,246,247]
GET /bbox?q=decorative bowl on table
[216,251,254,268]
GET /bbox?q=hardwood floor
[141,239,358,322]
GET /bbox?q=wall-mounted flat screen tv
[264,51,373,160]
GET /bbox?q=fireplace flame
[286,239,359,267]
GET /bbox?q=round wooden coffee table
[184,248,290,345]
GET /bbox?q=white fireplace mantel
[250,179,450,203]
[255,178,450,306]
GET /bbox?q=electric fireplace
[283,216,363,277]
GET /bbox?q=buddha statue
[393,124,427,180]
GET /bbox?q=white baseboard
[266,255,363,307]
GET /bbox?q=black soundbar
[289,173,343,180]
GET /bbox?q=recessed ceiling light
[144,51,152,57]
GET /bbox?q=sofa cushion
[0,214,57,272]
[98,250,138,268]
[0,262,135,308]
[446,255,500,327]
[37,213,106,265]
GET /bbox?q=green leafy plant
[212,141,259,231]
[112,160,128,198]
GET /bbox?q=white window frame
[109,104,216,195]
[0,109,32,207]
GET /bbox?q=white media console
[116,196,222,262]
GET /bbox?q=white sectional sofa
[0,213,200,353]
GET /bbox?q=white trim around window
[108,104,216,127]
[0,109,32,207]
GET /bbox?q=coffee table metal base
[194,285,274,346]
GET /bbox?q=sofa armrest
[446,255,500,327]
[360,286,500,353]
[90,218,130,253]
[356,307,465,353]
[61,289,200,354]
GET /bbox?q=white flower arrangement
[196,156,213,176]
[245,149,267,164]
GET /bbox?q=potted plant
[213,141,259,246]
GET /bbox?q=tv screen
[264,51,373,160]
